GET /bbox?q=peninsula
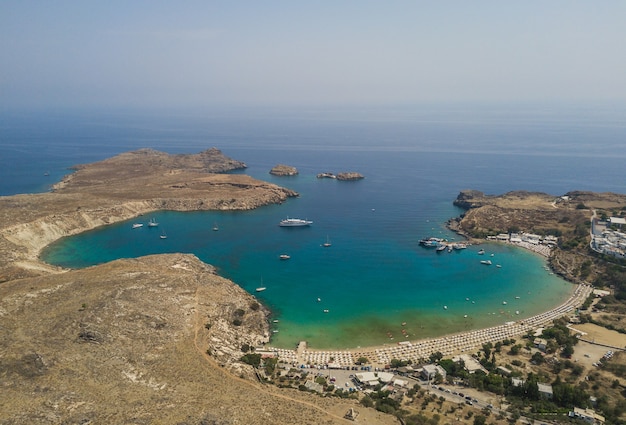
[0,149,398,424]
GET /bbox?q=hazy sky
[2,1,625,109]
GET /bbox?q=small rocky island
[269,164,298,176]
[316,171,364,180]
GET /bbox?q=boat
[496,264,502,268]
[212,223,219,231]
[160,230,167,239]
[323,309,329,313]
[322,235,332,247]
[443,305,448,310]
[148,218,159,227]
[279,218,313,227]
[453,243,468,250]
[436,244,446,252]
[502,301,507,305]
[255,287,266,292]
[419,237,445,248]
[478,249,485,255]
[279,254,290,260]
[480,260,492,265]
[132,223,143,229]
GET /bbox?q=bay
[4,104,625,349]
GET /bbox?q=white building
[420,364,447,381]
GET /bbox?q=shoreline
[266,239,586,366]
[267,281,591,368]
[0,157,593,373]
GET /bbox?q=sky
[2,1,626,109]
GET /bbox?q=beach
[266,241,590,367]
[268,282,592,368]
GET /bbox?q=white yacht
[279,218,313,227]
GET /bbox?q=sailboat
[148,218,159,227]
[212,222,219,231]
[160,230,167,239]
[255,276,266,292]
[322,235,332,247]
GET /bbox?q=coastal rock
[453,190,487,209]
[269,164,298,176]
[336,172,364,181]
[316,172,336,179]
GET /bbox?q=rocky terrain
[0,149,400,424]
[269,164,298,176]
[450,189,626,285]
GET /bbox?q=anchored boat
[279,218,313,227]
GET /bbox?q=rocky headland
[449,189,626,285]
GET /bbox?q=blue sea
[2,104,625,349]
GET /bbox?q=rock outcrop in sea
[269,164,298,176]
[336,172,364,181]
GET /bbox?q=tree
[360,396,374,408]
[531,352,544,365]
[240,353,261,368]
[429,351,443,364]
[561,344,574,358]
[473,414,487,425]
[356,356,369,365]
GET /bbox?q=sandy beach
[268,243,593,368]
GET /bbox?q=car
[465,396,472,401]
[465,400,473,406]
[458,392,464,397]
[487,404,493,409]
[473,399,478,403]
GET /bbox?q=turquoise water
[8,105,624,349]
